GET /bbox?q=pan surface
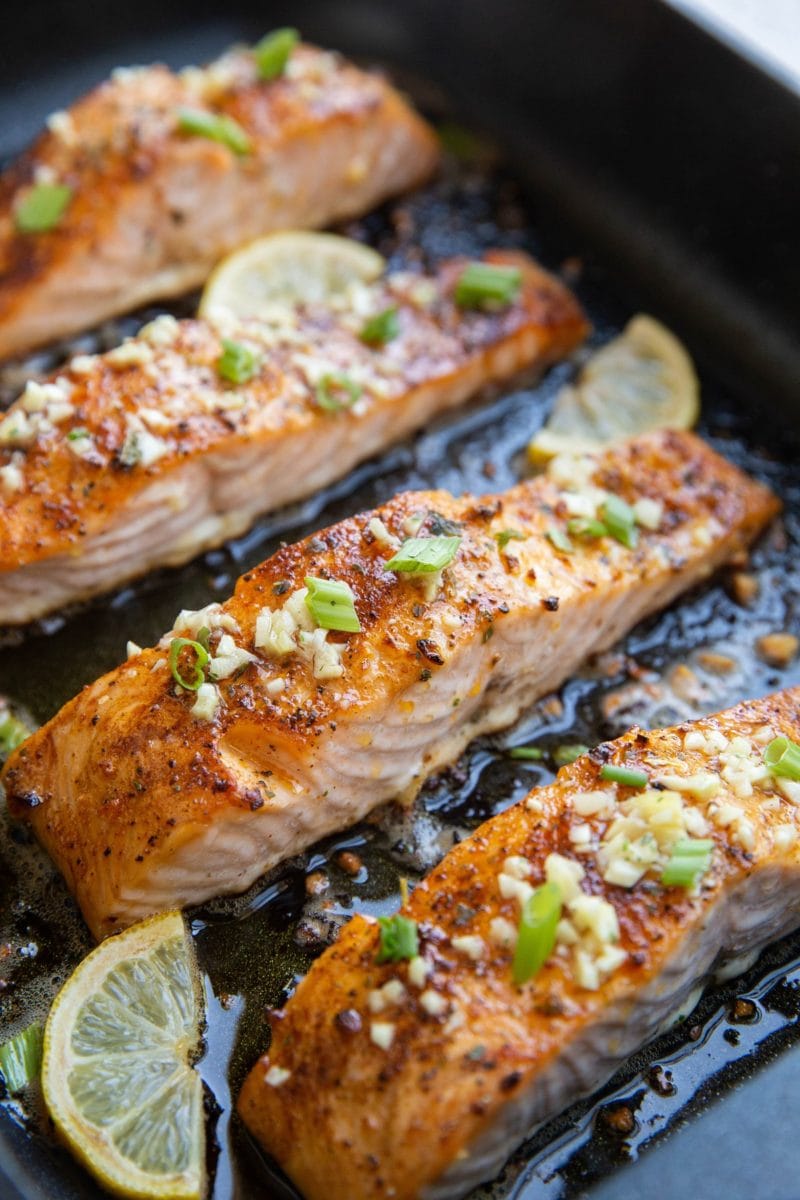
[0,4,799,1199]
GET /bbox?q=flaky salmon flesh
[3,430,778,939]
[0,40,440,360]
[0,250,586,625]
[239,688,800,1200]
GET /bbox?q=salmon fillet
[238,687,800,1200]
[2,430,778,939]
[0,40,440,361]
[0,249,587,625]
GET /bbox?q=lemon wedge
[198,230,386,320]
[42,911,205,1200]
[529,314,699,462]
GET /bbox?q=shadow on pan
[0,3,799,1200]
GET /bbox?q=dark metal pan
[1,3,799,1198]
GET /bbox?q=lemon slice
[198,230,386,319]
[529,314,699,462]
[42,911,205,1200]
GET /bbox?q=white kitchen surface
[669,0,800,90]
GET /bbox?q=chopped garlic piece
[139,313,180,347]
[657,771,720,800]
[0,457,24,494]
[603,858,646,888]
[498,873,534,907]
[407,956,430,988]
[489,916,518,949]
[502,855,532,880]
[369,1021,395,1050]
[106,340,154,367]
[126,641,142,659]
[774,824,797,852]
[544,853,585,902]
[264,1065,291,1087]
[209,633,257,680]
[367,516,400,549]
[265,676,286,697]
[191,682,219,721]
[451,934,485,961]
[298,627,345,680]
[255,608,297,658]
[419,989,447,1016]
[573,790,614,817]
[568,894,620,944]
[568,823,592,847]
[632,497,663,530]
[382,979,406,1005]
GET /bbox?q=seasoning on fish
[238,687,800,1200]
[0,249,587,624]
[2,430,778,939]
[0,37,440,360]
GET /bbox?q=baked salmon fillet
[2,430,778,938]
[0,249,587,625]
[239,687,800,1200]
[0,36,440,360]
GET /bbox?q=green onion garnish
[169,637,210,691]
[508,746,544,761]
[385,535,462,574]
[567,517,608,540]
[600,764,649,788]
[600,495,638,550]
[176,107,251,155]
[304,576,362,633]
[495,529,526,550]
[376,914,419,963]
[454,261,522,310]
[315,372,362,412]
[0,710,32,757]
[217,338,260,384]
[360,307,400,347]
[66,427,90,441]
[554,743,589,767]
[254,27,299,80]
[546,527,573,554]
[660,838,714,888]
[14,183,72,233]
[0,1023,43,1094]
[512,882,562,985]
[764,736,800,781]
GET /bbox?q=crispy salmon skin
[0,40,439,360]
[239,687,800,1200]
[3,430,778,939]
[0,250,586,624]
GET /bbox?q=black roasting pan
[0,2,799,1199]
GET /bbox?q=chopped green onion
[661,838,714,888]
[495,529,526,550]
[554,743,589,767]
[169,637,209,692]
[15,183,72,233]
[600,495,638,550]
[176,107,251,155]
[217,338,260,384]
[315,372,362,412]
[195,626,211,653]
[360,307,400,347]
[600,764,649,788]
[254,27,299,80]
[66,427,90,441]
[385,535,461,574]
[508,746,544,761]
[546,527,573,554]
[0,1024,43,1094]
[764,736,800,781]
[512,882,562,985]
[454,262,522,310]
[376,914,418,963]
[0,710,32,758]
[304,576,362,633]
[567,517,608,540]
